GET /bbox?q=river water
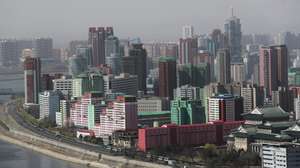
[0,140,87,168]
[0,76,88,168]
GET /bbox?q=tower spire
[231,6,234,17]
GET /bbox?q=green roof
[258,121,293,129]
[233,130,293,142]
[242,107,289,121]
[138,111,171,117]
[159,56,176,62]
[253,133,293,141]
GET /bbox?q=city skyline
[1,0,300,47]
[1,1,300,167]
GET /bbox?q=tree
[90,136,97,144]
[96,137,104,145]
[202,144,217,158]
[79,134,83,140]
[83,136,91,142]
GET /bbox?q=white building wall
[295,96,300,120]
[137,99,162,113]
[208,98,220,121]
[262,145,287,168]
[53,77,73,96]
[39,91,60,122]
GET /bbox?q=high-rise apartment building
[259,45,288,97]
[182,25,194,39]
[69,40,88,56]
[208,94,243,122]
[33,38,53,59]
[159,56,177,99]
[88,27,113,67]
[68,55,88,77]
[109,73,138,96]
[99,96,137,137]
[173,85,202,100]
[122,44,147,93]
[294,96,300,120]
[105,36,121,75]
[231,63,245,83]
[76,47,92,66]
[179,38,198,65]
[224,11,242,63]
[0,40,18,66]
[53,76,73,97]
[171,97,205,125]
[39,91,60,122]
[72,72,104,99]
[178,63,210,87]
[215,48,231,85]
[56,99,70,127]
[210,29,228,57]
[241,84,258,114]
[24,50,41,104]
[143,42,178,70]
[70,92,103,127]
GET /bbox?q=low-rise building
[138,121,243,152]
[138,111,171,127]
[137,97,162,113]
[227,106,297,151]
[53,76,73,97]
[111,130,138,149]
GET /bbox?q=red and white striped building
[99,95,137,137]
[70,92,103,127]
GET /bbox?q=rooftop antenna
[231,6,234,17]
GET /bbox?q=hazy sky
[1,0,300,47]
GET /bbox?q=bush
[38,117,56,128]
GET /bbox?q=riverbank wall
[0,125,170,168]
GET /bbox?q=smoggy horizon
[1,0,300,47]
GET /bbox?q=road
[5,101,205,168]
[5,101,116,156]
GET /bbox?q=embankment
[0,127,170,168]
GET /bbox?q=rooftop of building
[262,143,300,152]
[258,121,293,130]
[114,73,137,79]
[231,125,294,142]
[178,63,208,68]
[289,67,300,73]
[140,120,243,130]
[137,96,162,101]
[159,56,176,62]
[242,106,289,121]
[138,111,170,117]
[211,94,234,99]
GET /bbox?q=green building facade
[88,104,95,129]
[72,71,104,99]
[288,68,300,86]
[171,98,205,125]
